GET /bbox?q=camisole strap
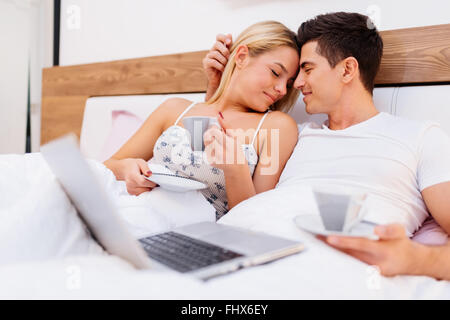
[251,110,271,146]
[174,102,197,125]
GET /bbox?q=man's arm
[421,181,450,234]
[325,224,450,280]
[202,34,232,101]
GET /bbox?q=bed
[0,24,449,299]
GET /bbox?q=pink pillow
[412,217,448,245]
[99,110,144,162]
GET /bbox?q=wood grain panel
[41,96,88,142]
[376,24,450,84]
[42,50,208,97]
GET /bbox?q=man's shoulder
[377,112,438,135]
[298,121,321,133]
[376,113,447,149]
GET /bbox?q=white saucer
[294,214,379,240]
[145,164,207,192]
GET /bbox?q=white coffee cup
[313,187,368,232]
[182,116,220,151]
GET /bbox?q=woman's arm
[251,111,298,194]
[104,98,191,195]
[223,161,256,210]
[204,112,298,210]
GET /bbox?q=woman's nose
[275,82,287,96]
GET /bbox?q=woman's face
[233,45,299,112]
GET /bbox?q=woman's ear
[234,45,250,69]
[340,57,359,84]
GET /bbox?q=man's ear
[235,45,250,69]
[340,57,359,84]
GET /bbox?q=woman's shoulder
[159,97,194,111]
[157,97,195,118]
[264,110,298,132]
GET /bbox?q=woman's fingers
[129,186,153,196]
[137,174,158,188]
[137,159,152,177]
[204,126,225,145]
[135,159,158,188]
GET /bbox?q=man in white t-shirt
[203,12,450,280]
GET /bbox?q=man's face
[293,41,343,115]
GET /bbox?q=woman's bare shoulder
[264,110,298,132]
[158,97,193,112]
[155,98,194,121]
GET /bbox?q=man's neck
[327,89,379,130]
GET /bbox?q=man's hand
[203,34,232,101]
[325,224,427,277]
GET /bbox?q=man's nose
[293,73,305,90]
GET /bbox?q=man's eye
[305,69,312,73]
[271,69,279,77]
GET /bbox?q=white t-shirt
[278,112,450,235]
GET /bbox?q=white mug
[182,116,219,151]
[313,188,368,232]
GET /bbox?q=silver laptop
[41,134,304,280]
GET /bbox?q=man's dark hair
[297,12,383,93]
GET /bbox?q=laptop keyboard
[139,232,244,273]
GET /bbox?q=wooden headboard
[41,24,450,145]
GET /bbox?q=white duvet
[0,153,449,299]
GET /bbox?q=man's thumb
[375,224,405,240]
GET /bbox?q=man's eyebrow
[274,62,288,73]
[300,61,315,69]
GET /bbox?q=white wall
[30,0,54,152]
[0,0,53,154]
[60,0,450,66]
[0,0,30,154]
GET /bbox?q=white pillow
[0,154,104,266]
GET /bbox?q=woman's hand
[119,158,158,196]
[203,114,246,173]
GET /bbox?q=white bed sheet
[0,153,214,263]
[0,154,449,299]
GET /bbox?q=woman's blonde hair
[206,21,300,112]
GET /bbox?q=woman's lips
[263,92,276,103]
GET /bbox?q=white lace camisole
[148,102,270,219]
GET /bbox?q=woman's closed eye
[271,69,280,77]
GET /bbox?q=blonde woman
[104,21,300,219]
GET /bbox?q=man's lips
[302,92,312,102]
